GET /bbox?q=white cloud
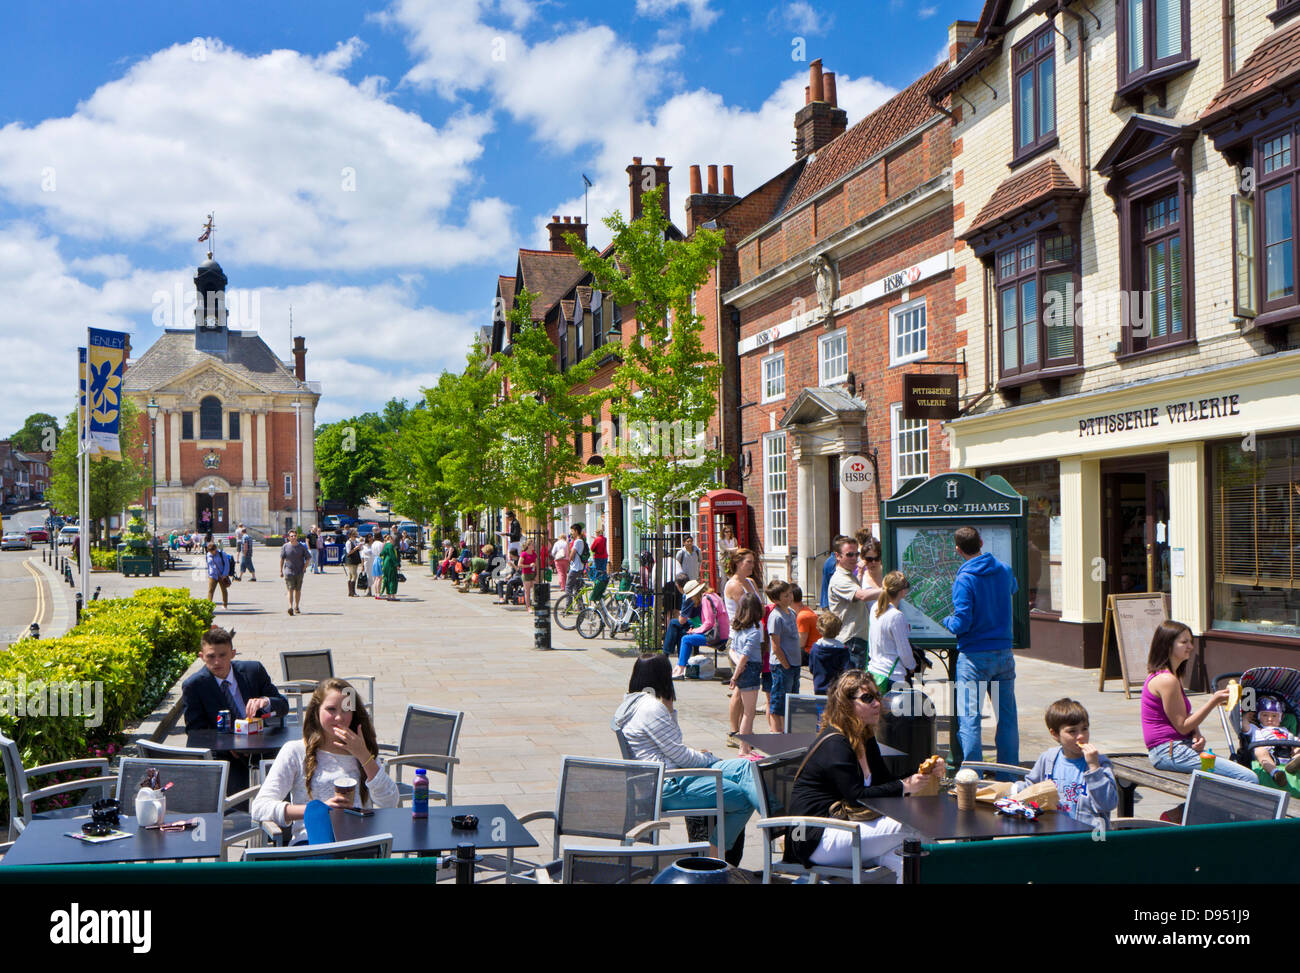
[0,38,514,273]
[919,5,938,18]
[778,2,832,36]
[635,0,721,30]
[70,253,133,277]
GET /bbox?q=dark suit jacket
[182,660,289,730]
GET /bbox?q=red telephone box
[697,489,751,592]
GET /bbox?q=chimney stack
[794,58,848,160]
[292,335,306,382]
[548,214,587,251]
[684,162,741,235]
[948,20,978,68]
[627,156,672,222]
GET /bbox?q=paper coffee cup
[955,780,978,811]
[334,776,358,803]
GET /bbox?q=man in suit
[182,626,289,794]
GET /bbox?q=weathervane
[197,212,216,259]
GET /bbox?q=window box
[1112,59,1198,111]
[1268,0,1300,26]
[1113,337,1198,362]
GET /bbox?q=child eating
[1012,698,1118,828]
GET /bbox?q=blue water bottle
[412,768,429,819]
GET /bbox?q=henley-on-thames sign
[1077,393,1241,438]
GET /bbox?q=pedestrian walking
[550,533,570,592]
[520,538,537,609]
[236,524,257,581]
[380,531,400,600]
[344,527,364,597]
[591,527,609,579]
[280,528,310,615]
[370,532,385,597]
[307,525,321,574]
[565,524,588,599]
[205,542,232,608]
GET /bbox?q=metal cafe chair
[1,730,115,840]
[377,705,464,808]
[243,834,394,861]
[613,726,724,857]
[116,757,262,859]
[278,650,376,713]
[784,694,826,735]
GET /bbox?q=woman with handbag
[786,670,945,882]
[343,529,364,596]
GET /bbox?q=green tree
[569,183,727,530]
[492,289,605,530]
[314,418,386,508]
[10,412,61,453]
[380,403,455,529]
[436,338,511,520]
[47,397,151,547]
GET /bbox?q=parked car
[25,526,49,542]
[2,531,33,551]
[321,515,341,531]
[356,522,380,538]
[58,525,80,545]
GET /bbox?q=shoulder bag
[792,731,880,822]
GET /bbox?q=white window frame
[819,327,848,385]
[763,432,788,552]
[889,296,928,366]
[761,351,786,404]
[283,473,293,498]
[890,404,929,492]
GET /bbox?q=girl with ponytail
[866,571,921,691]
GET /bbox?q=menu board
[1101,592,1171,698]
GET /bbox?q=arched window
[199,396,223,440]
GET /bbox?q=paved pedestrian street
[58,553,1187,867]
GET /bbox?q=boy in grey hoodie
[1011,698,1118,828]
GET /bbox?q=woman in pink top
[1142,620,1256,782]
[519,539,537,609]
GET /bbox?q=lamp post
[147,397,159,539]
[292,400,302,534]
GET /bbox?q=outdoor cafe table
[860,794,1094,842]
[186,721,298,756]
[736,733,904,758]
[0,814,225,867]
[330,804,539,880]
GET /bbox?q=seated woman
[674,580,728,679]
[1142,620,1256,783]
[252,677,400,843]
[785,670,944,882]
[612,653,762,866]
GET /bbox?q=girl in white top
[867,571,920,690]
[252,677,399,844]
[370,536,385,597]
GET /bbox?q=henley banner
[87,327,129,461]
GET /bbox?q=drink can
[217,709,231,732]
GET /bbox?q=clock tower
[194,255,229,355]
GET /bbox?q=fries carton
[234,717,263,735]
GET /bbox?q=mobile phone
[341,807,374,817]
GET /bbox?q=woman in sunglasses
[785,670,944,881]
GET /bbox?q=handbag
[397,572,407,583]
[357,570,368,588]
[793,731,881,822]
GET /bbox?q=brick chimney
[948,20,978,67]
[547,214,587,251]
[794,59,848,160]
[684,162,741,236]
[627,155,672,222]
[292,335,306,381]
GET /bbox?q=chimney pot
[722,164,734,195]
[292,335,307,382]
[655,156,665,165]
[689,164,702,195]
[706,164,718,194]
[551,214,559,222]
[824,72,838,107]
[804,85,810,105]
[809,59,825,103]
[632,156,642,165]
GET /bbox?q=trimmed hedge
[0,587,213,826]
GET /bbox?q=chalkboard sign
[1099,592,1170,698]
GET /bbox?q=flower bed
[0,587,213,827]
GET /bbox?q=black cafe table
[330,805,538,881]
[186,721,299,756]
[861,793,1094,842]
[736,732,904,758]
[0,813,225,867]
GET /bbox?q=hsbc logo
[841,454,874,494]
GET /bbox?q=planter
[651,857,754,885]
[119,555,155,578]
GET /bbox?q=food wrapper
[234,717,263,735]
[911,772,940,796]
[1006,779,1058,811]
[975,780,1015,802]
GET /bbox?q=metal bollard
[454,843,478,885]
[75,591,83,623]
[93,586,101,601]
[901,837,926,885]
[533,581,551,651]
[29,623,39,640]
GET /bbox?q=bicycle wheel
[552,592,580,630]
[576,607,605,640]
[615,606,644,639]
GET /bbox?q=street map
[896,524,1013,638]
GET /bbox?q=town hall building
[124,252,320,536]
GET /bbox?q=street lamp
[291,400,302,534]
[146,397,159,539]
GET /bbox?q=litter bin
[880,684,936,779]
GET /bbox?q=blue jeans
[661,758,763,850]
[770,665,801,723]
[1148,741,1258,783]
[679,632,712,668]
[662,618,689,659]
[955,648,1019,767]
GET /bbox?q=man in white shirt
[827,536,878,671]
[674,535,701,582]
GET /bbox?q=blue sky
[0,0,968,433]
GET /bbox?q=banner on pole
[87,328,128,461]
[78,347,88,441]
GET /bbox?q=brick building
[932,1,1300,674]
[123,255,320,535]
[722,58,957,594]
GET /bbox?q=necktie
[222,679,237,715]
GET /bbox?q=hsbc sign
[840,454,874,493]
[881,264,923,295]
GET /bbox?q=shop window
[1013,24,1056,163]
[1211,434,1300,639]
[890,404,929,491]
[977,460,1062,613]
[890,297,927,366]
[764,432,788,551]
[762,352,786,403]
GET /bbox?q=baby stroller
[1214,666,1300,789]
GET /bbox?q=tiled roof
[516,250,580,319]
[964,158,1081,237]
[560,300,575,321]
[1202,20,1300,123]
[123,331,310,393]
[497,275,516,296]
[780,62,948,213]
